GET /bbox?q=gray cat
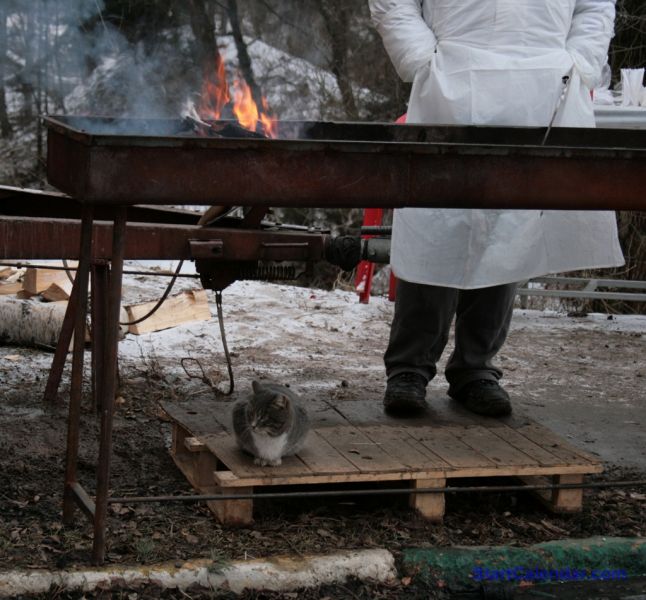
[232,380,310,466]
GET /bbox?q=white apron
[370,0,625,288]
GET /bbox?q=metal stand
[56,206,128,565]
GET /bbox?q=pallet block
[162,398,603,526]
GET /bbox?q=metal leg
[62,206,94,524]
[92,208,127,565]
[43,265,81,403]
[91,262,109,413]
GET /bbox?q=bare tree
[318,0,358,119]
[0,1,12,137]
[226,0,264,109]
[610,0,646,77]
[186,0,228,115]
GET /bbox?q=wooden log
[124,289,211,335]
[0,296,88,348]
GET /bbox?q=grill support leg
[44,264,81,403]
[62,206,94,524]
[91,262,109,413]
[92,207,127,565]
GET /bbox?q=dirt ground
[0,277,644,598]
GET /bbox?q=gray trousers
[384,279,517,393]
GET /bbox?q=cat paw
[253,457,267,466]
[268,458,282,466]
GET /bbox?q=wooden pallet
[161,396,602,526]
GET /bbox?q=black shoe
[384,372,428,415]
[449,379,512,417]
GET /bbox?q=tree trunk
[226,0,263,110]
[187,0,230,116]
[319,0,358,119]
[0,2,12,137]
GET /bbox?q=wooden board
[161,398,603,526]
[0,267,16,280]
[125,289,212,334]
[42,280,73,302]
[23,266,74,295]
[0,282,22,295]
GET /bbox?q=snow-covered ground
[1,265,645,467]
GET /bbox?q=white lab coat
[370,0,625,289]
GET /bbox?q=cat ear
[252,380,263,394]
[272,394,289,410]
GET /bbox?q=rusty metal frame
[43,116,646,210]
[0,202,329,565]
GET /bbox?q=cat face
[247,394,290,436]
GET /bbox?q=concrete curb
[402,536,646,590]
[0,549,397,597]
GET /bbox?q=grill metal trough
[45,115,646,210]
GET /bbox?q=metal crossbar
[518,276,646,303]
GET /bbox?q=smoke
[5,0,200,120]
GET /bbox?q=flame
[259,98,278,139]
[232,78,259,131]
[198,53,230,120]
[195,52,278,138]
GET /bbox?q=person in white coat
[370,0,625,416]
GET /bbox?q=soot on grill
[181,115,267,139]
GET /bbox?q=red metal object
[355,208,383,303]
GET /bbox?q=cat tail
[232,400,256,456]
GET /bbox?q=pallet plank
[202,433,312,478]
[407,427,496,470]
[297,430,359,474]
[516,423,599,465]
[451,426,539,467]
[162,400,229,436]
[489,425,566,466]
[317,425,406,473]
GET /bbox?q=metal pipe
[91,264,109,413]
[62,206,94,523]
[361,226,392,235]
[43,267,80,403]
[107,479,646,504]
[93,207,127,566]
[0,261,200,278]
[516,289,646,302]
